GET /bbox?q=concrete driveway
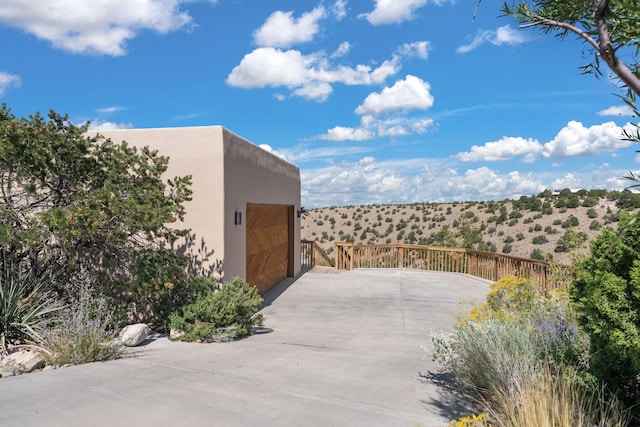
[0,269,490,427]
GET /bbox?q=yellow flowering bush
[456,275,536,327]
[449,414,491,427]
[449,413,491,426]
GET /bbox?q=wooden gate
[246,204,293,294]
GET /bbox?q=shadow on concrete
[120,332,168,359]
[418,370,480,421]
[260,266,313,308]
[135,332,167,347]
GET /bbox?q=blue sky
[1,0,638,208]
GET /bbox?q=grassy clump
[169,277,264,342]
[486,364,628,427]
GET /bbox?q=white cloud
[292,81,334,101]
[361,0,449,25]
[276,145,375,164]
[396,41,430,59]
[448,167,543,200]
[0,0,195,56]
[0,71,21,96]
[456,136,543,162]
[227,48,316,88]
[253,7,326,48]
[458,120,636,163]
[331,0,347,20]
[495,25,528,45]
[355,75,434,115]
[315,75,435,141]
[300,153,640,207]
[598,105,635,117]
[542,120,635,158]
[301,157,413,207]
[331,42,351,58]
[457,25,528,54]
[410,118,435,133]
[317,113,434,141]
[300,157,547,207]
[226,47,400,101]
[320,126,375,141]
[550,173,582,190]
[170,111,206,121]
[96,106,126,114]
[87,120,133,130]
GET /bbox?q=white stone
[0,369,17,378]
[118,324,150,347]
[19,354,45,373]
[169,328,185,341]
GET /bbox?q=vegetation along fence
[333,242,573,291]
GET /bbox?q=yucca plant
[0,257,62,349]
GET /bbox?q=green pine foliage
[571,211,640,411]
[169,277,264,342]
[0,105,193,325]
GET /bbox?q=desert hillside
[301,189,640,265]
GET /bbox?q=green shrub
[169,277,263,342]
[120,249,217,327]
[582,197,599,208]
[532,235,548,244]
[562,216,579,228]
[530,249,545,260]
[45,280,123,365]
[554,230,587,253]
[571,211,640,412]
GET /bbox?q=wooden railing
[334,242,573,290]
[301,240,334,268]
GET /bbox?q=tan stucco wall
[222,128,302,280]
[94,126,301,282]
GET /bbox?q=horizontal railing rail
[334,242,573,290]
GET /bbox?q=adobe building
[96,126,301,294]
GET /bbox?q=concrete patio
[0,269,490,426]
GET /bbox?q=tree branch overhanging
[519,0,640,97]
[520,17,600,51]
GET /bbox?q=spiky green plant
[0,259,62,349]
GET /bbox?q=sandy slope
[301,198,625,265]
